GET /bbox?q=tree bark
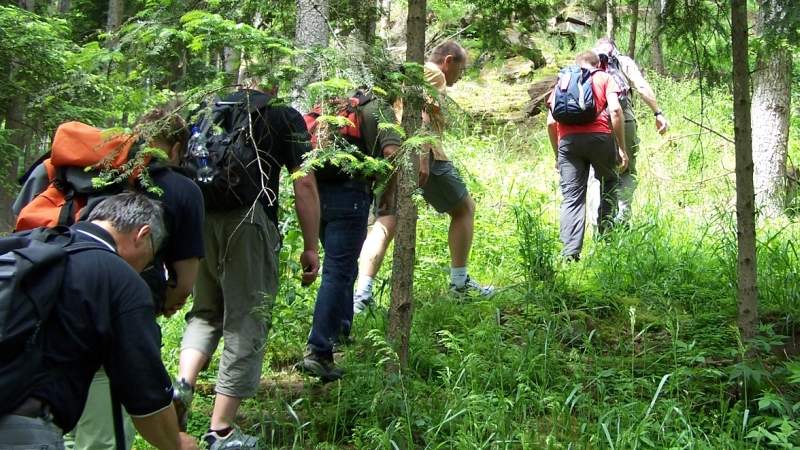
[378,0,392,40]
[751,0,793,219]
[107,0,123,31]
[293,0,329,108]
[627,0,640,57]
[388,0,425,368]
[606,0,616,40]
[18,0,35,10]
[57,0,70,13]
[650,0,666,75]
[731,0,758,343]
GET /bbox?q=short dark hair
[134,106,190,151]
[576,51,600,67]
[87,193,167,250]
[429,41,467,64]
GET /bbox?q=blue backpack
[551,66,602,125]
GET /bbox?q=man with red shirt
[547,51,628,260]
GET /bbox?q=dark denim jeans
[307,181,372,357]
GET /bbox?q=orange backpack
[15,122,146,231]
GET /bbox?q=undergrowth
[147,66,800,449]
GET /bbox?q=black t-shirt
[224,90,312,226]
[30,222,174,432]
[150,168,205,264]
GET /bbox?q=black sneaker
[295,352,343,382]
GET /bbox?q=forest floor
[152,55,800,449]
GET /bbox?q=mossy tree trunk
[388,0,425,368]
[293,0,329,108]
[731,0,758,343]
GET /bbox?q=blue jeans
[307,182,372,357]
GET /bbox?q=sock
[450,267,468,287]
[355,275,374,297]
[209,427,233,439]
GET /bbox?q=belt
[318,179,373,194]
[11,398,52,419]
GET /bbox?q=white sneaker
[202,427,259,450]
[353,291,373,314]
[449,276,495,298]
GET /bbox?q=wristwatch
[654,110,664,116]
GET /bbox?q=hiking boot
[449,276,495,299]
[172,378,194,432]
[353,291,373,314]
[202,427,260,450]
[295,352,343,382]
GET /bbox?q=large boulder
[525,75,558,117]
[501,28,546,69]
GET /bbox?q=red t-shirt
[548,71,620,140]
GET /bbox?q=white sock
[355,275,374,297]
[450,267,468,287]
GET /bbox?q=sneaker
[202,427,260,450]
[353,291,373,314]
[449,276,495,298]
[295,352,343,382]
[172,378,194,432]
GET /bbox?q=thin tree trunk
[651,0,665,75]
[731,0,758,343]
[56,0,69,13]
[751,0,793,219]
[388,0,425,368]
[628,0,640,56]
[19,0,35,10]
[378,0,392,39]
[107,0,123,33]
[606,0,616,40]
[224,47,241,83]
[293,0,329,109]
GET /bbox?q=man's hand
[179,432,200,450]
[162,297,187,318]
[655,113,669,135]
[618,147,630,173]
[418,152,430,187]
[300,249,320,286]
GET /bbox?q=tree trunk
[57,0,70,13]
[224,47,241,83]
[18,0,35,10]
[627,0,640,57]
[351,0,378,44]
[751,0,793,219]
[388,0,425,368]
[606,0,616,40]
[107,0,123,32]
[731,0,758,343]
[378,0,392,39]
[650,0,666,75]
[293,0,329,109]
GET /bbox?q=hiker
[12,109,205,449]
[175,76,320,450]
[0,193,198,450]
[547,50,628,260]
[297,88,403,381]
[353,40,494,313]
[587,37,669,223]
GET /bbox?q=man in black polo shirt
[12,108,206,449]
[0,193,197,450]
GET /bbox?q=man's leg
[69,370,135,450]
[587,134,621,234]
[616,117,640,223]
[558,137,590,258]
[354,214,397,307]
[422,160,492,295]
[209,205,279,436]
[303,185,370,378]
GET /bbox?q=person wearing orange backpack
[12,108,205,450]
[296,88,402,381]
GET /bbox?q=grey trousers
[558,133,619,257]
[0,415,64,449]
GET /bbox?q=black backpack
[0,227,112,413]
[183,90,273,210]
[551,66,602,125]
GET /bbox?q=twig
[682,116,734,144]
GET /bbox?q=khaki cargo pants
[182,204,280,398]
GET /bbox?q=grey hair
[429,40,467,64]
[87,192,167,251]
